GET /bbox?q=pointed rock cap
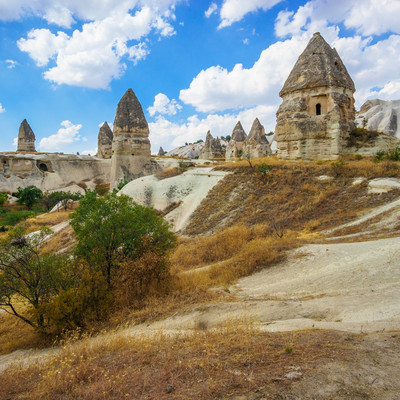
[18,119,35,140]
[280,32,355,97]
[113,88,149,133]
[98,122,113,144]
[245,118,268,143]
[158,146,166,156]
[231,121,247,141]
[204,130,213,144]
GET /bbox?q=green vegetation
[70,191,176,286]
[16,186,43,209]
[375,146,400,162]
[0,227,73,330]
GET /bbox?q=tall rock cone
[97,122,113,159]
[226,121,247,161]
[199,130,224,160]
[17,119,36,152]
[242,118,271,159]
[275,32,356,160]
[231,121,247,142]
[110,89,151,188]
[158,146,166,156]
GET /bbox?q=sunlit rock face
[242,118,271,159]
[110,89,153,189]
[97,122,113,159]
[356,99,400,138]
[225,121,247,161]
[275,32,356,160]
[17,119,36,153]
[199,130,224,160]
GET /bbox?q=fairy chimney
[110,89,151,188]
[242,118,271,159]
[158,146,166,156]
[274,32,356,160]
[96,122,113,159]
[17,119,36,152]
[225,121,247,160]
[199,130,224,160]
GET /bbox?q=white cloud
[0,104,5,113]
[219,0,282,28]
[242,38,249,45]
[180,34,310,112]
[148,93,182,116]
[205,2,218,18]
[5,59,18,69]
[15,1,181,88]
[149,104,276,152]
[39,120,82,151]
[181,0,400,115]
[13,137,17,146]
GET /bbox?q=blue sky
[0,0,399,154]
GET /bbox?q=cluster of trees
[14,186,83,211]
[0,191,176,334]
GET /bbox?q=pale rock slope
[119,167,228,231]
[356,99,400,138]
[166,139,228,159]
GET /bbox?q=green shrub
[1,210,35,226]
[0,193,7,207]
[15,186,43,209]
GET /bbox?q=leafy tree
[41,191,82,211]
[16,186,43,209]
[0,193,7,207]
[0,227,73,330]
[70,192,176,285]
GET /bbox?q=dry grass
[0,308,49,355]
[19,210,71,233]
[185,157,400,235]
[0,324,354,400]
[170,224,299,288]
[154,167,184,180]
[40,224,75,255]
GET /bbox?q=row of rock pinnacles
[198,118,272,161]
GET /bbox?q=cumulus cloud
[181,0,400,114]
[13,137,18,147]
[205,2,218,18]
[148,93,182,116]
[39,120,82,151]
[15,1,180,88]
[219,0,282,28]
[0,103,5,113]
[149,104,276,152]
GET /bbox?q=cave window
[38,163,48,172]
[316,103,321,115]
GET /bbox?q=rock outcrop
[158,146,166,156]
[96,122,113,159]
[199,131,224,160]
[275,32,356,160]
[242,118,271,159]
[110,89,153,189]
[17,119,36,152]
[225,121,247,160]
[356,99,400,138]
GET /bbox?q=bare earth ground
[1,200,400,398]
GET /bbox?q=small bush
[330,159,346,177]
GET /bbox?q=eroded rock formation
[17,119,36,152]
[356,99,400,138]
[158,146,166,156]
[225,121,247,160]
[275,32,356,160]
[97,122,113,159]
[199,131,224,160]
[110,89,153,188]
[242,118,271,159]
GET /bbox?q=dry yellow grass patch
[0,323,356,400]
[20,210,71,233]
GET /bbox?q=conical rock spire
[280,32,355,97]
[17,119,36,152]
